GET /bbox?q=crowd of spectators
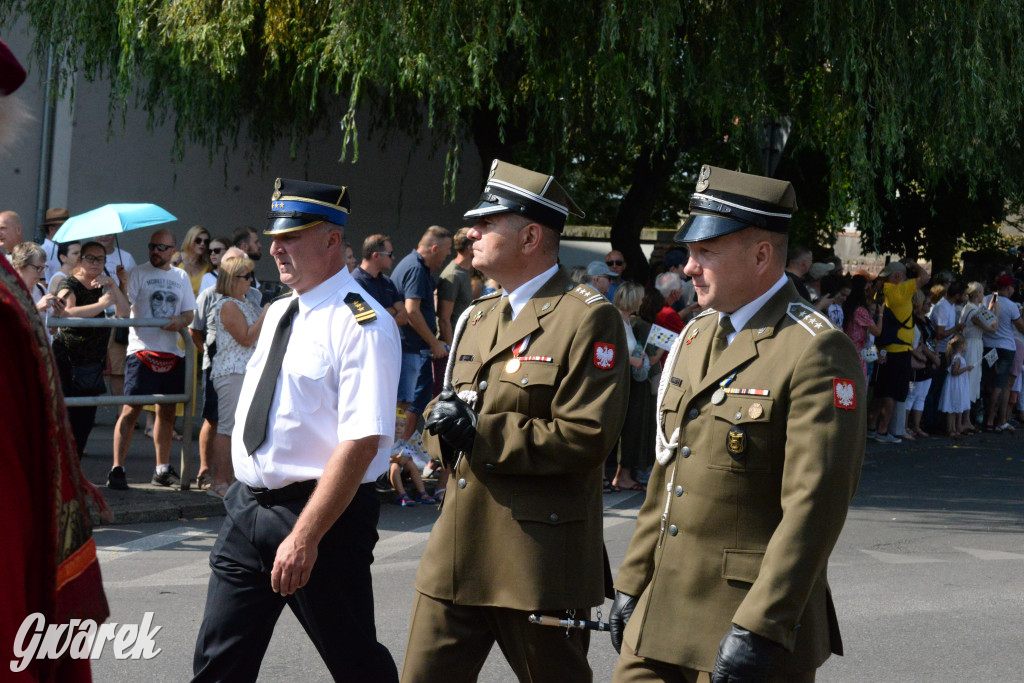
[4,201,1021,498]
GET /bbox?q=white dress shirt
[718,273,790,346]
[504,264,560,320]
[232,267,401,489]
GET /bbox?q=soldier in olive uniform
[401,161,629,682]
[610,166,865,683]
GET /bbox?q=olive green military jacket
[417,269,629,610]
[615,281,865,674]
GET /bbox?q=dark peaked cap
[464,159,584,233]
[266,178,350,235]
[675,165,797,243]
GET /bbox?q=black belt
[246,480,376,506]
[247,480,317,506]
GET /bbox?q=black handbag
[71,363,107,396]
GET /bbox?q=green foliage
[6,0,1024,259]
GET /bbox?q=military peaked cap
[675,165,797,243]
[464,159,584,233]
[266,178,350,235]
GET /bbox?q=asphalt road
[86,433,1023,682]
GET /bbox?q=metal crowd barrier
[47,317,196,490]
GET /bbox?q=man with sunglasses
[605,249,627,299]
[353,234,407,325]
[108,229,196,490]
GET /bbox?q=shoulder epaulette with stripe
[567,283,608,306]
[344,292,377,325]
[786,302,835,336]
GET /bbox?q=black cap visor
[674,212,753,243]
[464,190,567,232]
[265,211,330,235]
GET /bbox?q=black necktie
[243,297,300,455]
[704,316,734,377]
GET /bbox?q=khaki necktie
[704,315,734,377]
[495,297,512,340]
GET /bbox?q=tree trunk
[471,108,527,183]
[610,145,681,286]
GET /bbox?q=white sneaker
[866,430,878,440]
[874,432,902,444]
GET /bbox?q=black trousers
[52,348,98,459]
[192,481,398,682]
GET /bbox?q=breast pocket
[282,351,330,414]
[709,396,775,472]
[450,360,482,394]
[660,383,687,433]
[498,363,560,417]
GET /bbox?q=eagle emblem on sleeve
[593,343,616,369]
[833,378,856,409]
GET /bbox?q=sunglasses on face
[82,255,107,264]
[195,237,210,246]
[375,251,393,258]
[210,247,226,255]
[234,272,256,282]
[149,243,174,252]
[606,260,624,266]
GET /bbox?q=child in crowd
[389,446,438,507]
[938,336,973,437]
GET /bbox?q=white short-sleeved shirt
[930,297,956,352]
[231,267,401,489]
[42,238,62,282]
[982,295,1022,351]
[126,262,197,357]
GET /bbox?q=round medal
[748,403,764,419]
[505,357,521,374]
[711,388,726,405]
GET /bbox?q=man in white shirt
[94,232,139,399]
[107,229,195,490]
[982,274,1024,431]
[192,178,401,682]
[0,210,23,260]
[37,207,69,281]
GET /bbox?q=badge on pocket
[727,427,746,460]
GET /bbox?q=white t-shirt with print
[126,262,197,357]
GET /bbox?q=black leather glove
[609,590,638,654]
[424,390,477,455]
[710,625,777,683]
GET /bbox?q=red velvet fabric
[0,258,108,681]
